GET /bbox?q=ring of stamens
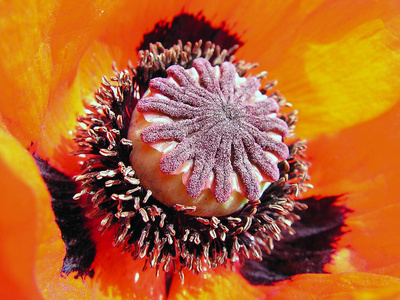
[73,40,311,279]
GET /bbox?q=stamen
[72,40,311,277]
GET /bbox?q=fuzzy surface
[138,58,289,203]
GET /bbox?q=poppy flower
[1,0,400,299]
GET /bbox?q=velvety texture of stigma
[138,58,289,204]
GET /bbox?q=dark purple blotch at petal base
[240,196,350,285]
[139,13,243,53]
[34,156,96,279]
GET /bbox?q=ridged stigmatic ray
[138,58,290,203]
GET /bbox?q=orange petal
[168,268,400,300]
[0,0,54,147]
[35,0,129,175]
[236,0,400,139]
[308,100,400,211]
[168,267,271,300]
[307,100,400,274]
[266,273,400,300]
[0,0,127,155]
[338,204,400,276]
[0,127,48,300]
[47,0,129,90]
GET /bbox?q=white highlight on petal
[168,76,180,87]
[134,272,140,283]
[186,67,199,82]
[268,113,278,118]
[143,112,173,123]
[214,66,221,79]
[152,140,178,154]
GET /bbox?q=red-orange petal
[0,127,48,300]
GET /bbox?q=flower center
[128,58,289,217]
[72,40,310,278]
